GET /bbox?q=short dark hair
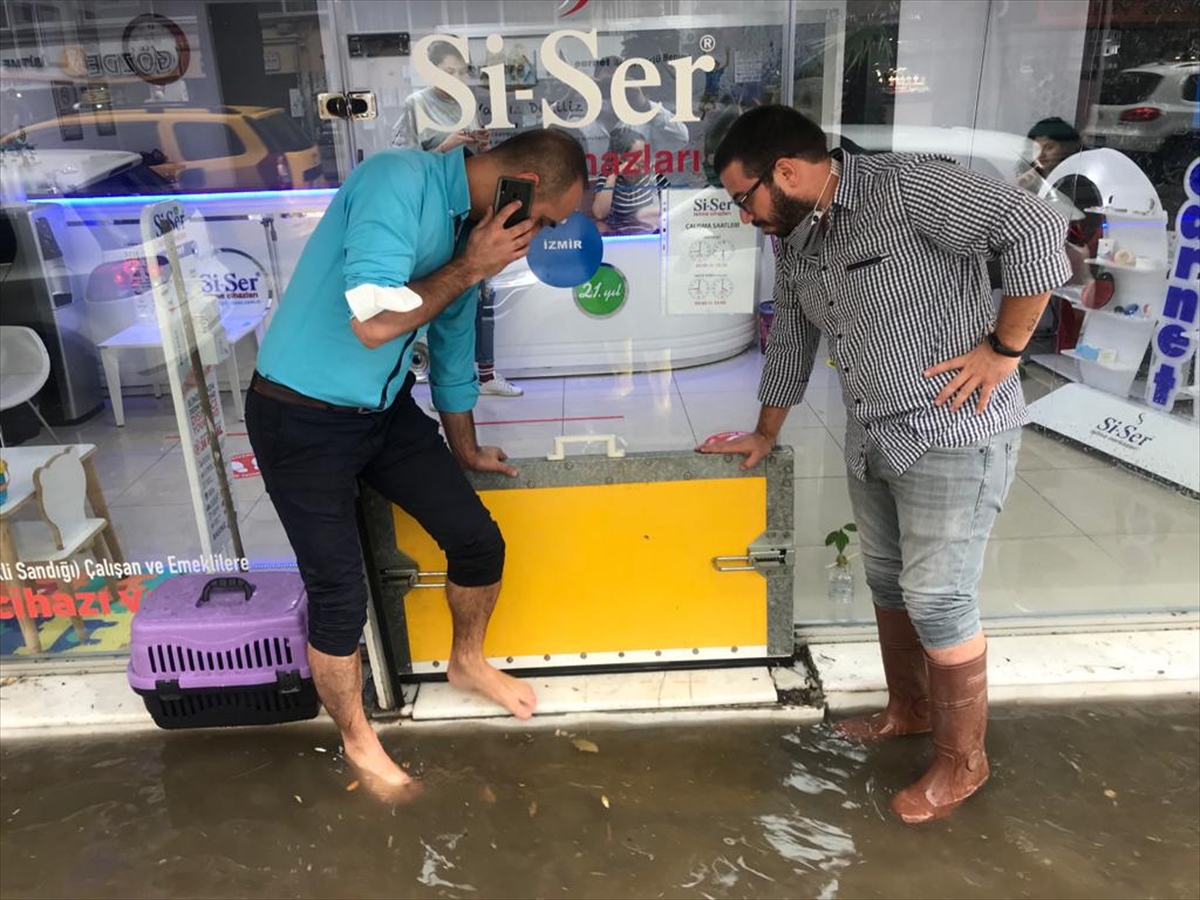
[429,41,465,67]
[607,126,643,156]
[488,128,589,197]
[1027,116,1080,143]
[714,105,829,178]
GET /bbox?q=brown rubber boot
[836,605,931,740]
[891,650,989,824]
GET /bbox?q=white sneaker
[479,372,524,397]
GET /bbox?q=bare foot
[343,730,420,802]
[358,772,425,805]
[447,659,537,719]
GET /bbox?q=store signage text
[591,143,702,177]
[0,47,182,77]
[1147,158,1199,411]
[1,15,193,84]
[0,585,141,620]
[574,263,627,317]
[413,30,716,133]
[151,204,186,237]
[200,272,260,295]
[198,248,272,315]
[1091,413,1156,449]
[0,553,248,584]
[121,13,192,86]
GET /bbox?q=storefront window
[0,0,1195,666]
[790,0,1199,629]
[0,1,333,197]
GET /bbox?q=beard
[754,182,816,235]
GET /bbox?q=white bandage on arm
[345,283,425,321]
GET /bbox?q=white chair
[8,447,117,652]
[0,326,60,445]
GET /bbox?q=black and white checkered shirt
[759,150,1071,479]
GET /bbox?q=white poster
[1028,382,1199,493]
[664,188,759,315]
[139,201,241,560]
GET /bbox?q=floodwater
[1,700,1197,900]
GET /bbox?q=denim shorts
[846,429,1021,649]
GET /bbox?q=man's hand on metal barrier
[696,430,773,470]
[465,445,519,478]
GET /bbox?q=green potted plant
[825,522,858,606]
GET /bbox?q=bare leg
[307,643,416,796]
[444,580,537,719]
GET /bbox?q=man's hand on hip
[463,445,518,478]
[696,430,774,470]
[925,340,1020,413]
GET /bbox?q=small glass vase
[828,563,854,611]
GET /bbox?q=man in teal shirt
[248,130,586,797]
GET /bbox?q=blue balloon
[526,211,603,287]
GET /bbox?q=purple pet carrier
[127,573,319,729]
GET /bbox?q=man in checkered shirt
[701,106,1070,825]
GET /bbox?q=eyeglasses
[732,158,781,212]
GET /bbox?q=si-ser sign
[412,30,716,135]
[1092,412,1155,449]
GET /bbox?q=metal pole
[162,231,246,560]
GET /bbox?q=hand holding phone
[493,176,536,229]
[464,199,538,280]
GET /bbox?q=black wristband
[987,332,1025,358]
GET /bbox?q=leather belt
[249,372,376,414]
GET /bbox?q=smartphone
[493,176,536,228]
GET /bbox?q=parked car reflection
[1083,61,1199,185]
[2,105,323,194]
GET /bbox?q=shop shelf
[1066,300,1154,324]
[1084,257,1168,273]
[1085,206,1168,221]
[1061,349,1138,372]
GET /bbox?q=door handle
[317,91,377,121]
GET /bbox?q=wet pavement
[1,699,1197,899]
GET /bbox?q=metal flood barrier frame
[358,446,796,691]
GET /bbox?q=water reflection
[0,701,1196,900]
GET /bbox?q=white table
[97,313,266,427]
[0,442,123,653]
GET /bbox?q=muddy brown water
[1,699,1197,899]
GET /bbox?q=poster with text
[140,200,237,560]
[664,188,758,315]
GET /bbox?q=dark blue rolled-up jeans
[246,373,504,656]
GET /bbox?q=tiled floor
[9,345,1198,648]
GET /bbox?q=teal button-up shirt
[257,148,479,412]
